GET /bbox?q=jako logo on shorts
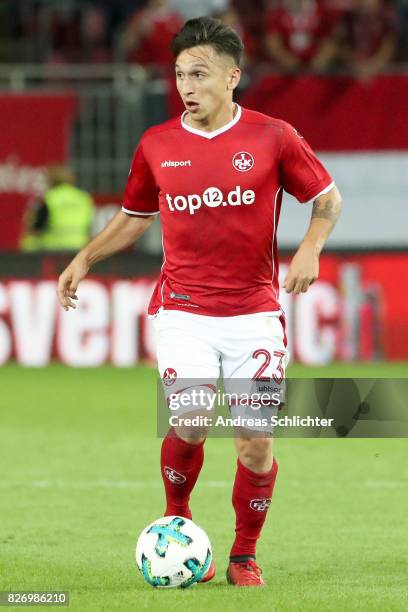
[165,186,256,216]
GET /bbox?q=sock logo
[163,367,177,386]
[250,497,271,512]
[164,466,187,484]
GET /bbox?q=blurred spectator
[21,166,94,252]
[397,0,408,61]
[4,0,405,72]
[120,0,183,75]
[214,6,260,69]
[14,0,146,64]
[264,0,341,74]
[80,4,111,63]
[233,0,269,67]
[90,0,148,48]
[44,5,83,63]
[333,0,400,80]
[0,0,24,62]
[169,0,229,20]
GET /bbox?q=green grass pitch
[1,363,407,611]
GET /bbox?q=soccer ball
[135,516,212,588]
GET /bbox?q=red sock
[160,428,204,519]
[230,458,278,559]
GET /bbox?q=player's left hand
[283,242,319,294]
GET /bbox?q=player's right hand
[57,256,89,311]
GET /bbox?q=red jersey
[123,105,333,317]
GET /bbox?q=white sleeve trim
[122,206,160,216]
[309,181,335,202]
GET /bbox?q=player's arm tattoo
[312,196,341,224]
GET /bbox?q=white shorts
[153,309,289,433]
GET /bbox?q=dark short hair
[171,16,244,67]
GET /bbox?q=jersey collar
[180,104,242,140]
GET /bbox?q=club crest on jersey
[233,151,254,172]
[163,367,177,386]
[164,466,187,484]
[250,497,272,512]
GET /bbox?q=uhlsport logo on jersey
[165,186,255,216]
[163,367,177,386]
[161,160,192,168]
[164,466,187,484]
[233,151,254,172]
[250,497,272,512]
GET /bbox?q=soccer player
[57,16,342,587]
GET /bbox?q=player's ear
[227,67,241,91]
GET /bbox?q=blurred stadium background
[1,3,408,609]
[0,0,407,368]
